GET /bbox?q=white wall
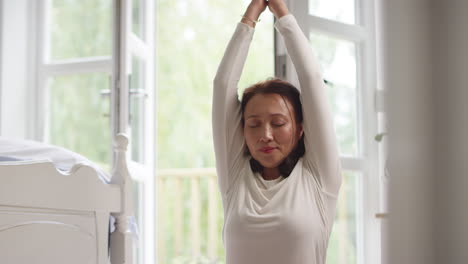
[432,1,468,263]
[0,0,31,138]
[379,0,468,263]
[380,0,435,263]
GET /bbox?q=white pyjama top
[212,14,342,264]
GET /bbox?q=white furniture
[0,134,135,264]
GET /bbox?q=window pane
[47,73,111,170]
[309,32,358,156]
[50,0,112,61]
[132,0,145,40]
[327,171,359,264]
[309,0,356,24]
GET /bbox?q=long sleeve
[212,23,254,197]
[275,14,342,196]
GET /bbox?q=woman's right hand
[242,0,268,28]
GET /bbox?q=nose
[259,125,273,142]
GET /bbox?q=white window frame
[276,1,383,264]
[113,2,156,264]
[0,0,36,138]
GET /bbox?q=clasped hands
[242,0,289,28]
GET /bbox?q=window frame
[275,1,383,264]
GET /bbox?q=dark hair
[240,78,305,178]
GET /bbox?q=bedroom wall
[379,0,468,263]
[432,1,468,263]
[0,0,30,138]
[377,0,435,263]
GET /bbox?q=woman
[212,0,342,263]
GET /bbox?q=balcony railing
[157,168,224,263]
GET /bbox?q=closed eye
[272,123,285,127]
[246,120,261,128]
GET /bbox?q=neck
[262,167,281,180]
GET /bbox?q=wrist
[271,4,289,19]
[241,16,257,28]
[245,4,263,20]
[274,8,289,19]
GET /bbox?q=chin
[256,156,283,168]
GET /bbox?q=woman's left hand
[242,0,268,28]
[249,0,268,14]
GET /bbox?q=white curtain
[377,0,468,263]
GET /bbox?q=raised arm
[270,1,342,195]
[212,1,267,196]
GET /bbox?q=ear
[297,124,304,138]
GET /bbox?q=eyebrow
[246,113,287,119]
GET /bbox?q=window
[33,1,156,264]
[280,0,382,263]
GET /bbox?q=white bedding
[0,138,110,182]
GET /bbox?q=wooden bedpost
[110,133,135,264]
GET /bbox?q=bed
[0,134,136,264]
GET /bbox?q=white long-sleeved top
[212,14,342,264]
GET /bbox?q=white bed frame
[0,134,135,264]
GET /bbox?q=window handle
[375,213,389,219]
[100,89,111,97]
[129,88,148,98]
[99,89,147,97]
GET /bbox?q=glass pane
[327,171,359,264]
[132,0,145,40]
[50,0,112,60]
[309,0,356,24]
[309,32,358,156]
[129,56,146,163]
[48,73,111,171]
[156,0,274,263]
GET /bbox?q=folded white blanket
[0,137,110,182]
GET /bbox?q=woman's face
[243,93,303,168]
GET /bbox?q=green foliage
[49,73,111,168]
[51,0,111,60]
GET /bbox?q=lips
[259,146,277,154]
